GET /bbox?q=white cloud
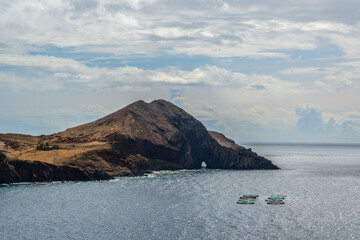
[0,54,303,92]
[0,0,359,58]
[327,28,360,59]
[279,61,359,93]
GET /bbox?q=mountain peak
[150,99,174,106]
[58,99,195,143]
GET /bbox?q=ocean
[1,144,360,239]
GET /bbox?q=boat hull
[267,201,285,205]
[237,201,255,204]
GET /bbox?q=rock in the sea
[0,99,278,184]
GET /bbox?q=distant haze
[0,0,359,143]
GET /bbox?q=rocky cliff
[0,151,112,184]
[0,99,278,184]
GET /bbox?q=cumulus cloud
[292,105,360,142]
[295,105,323,133]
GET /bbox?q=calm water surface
[1,144,360,239]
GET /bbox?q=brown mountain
[0,99,278,183]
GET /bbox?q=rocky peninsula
[0,99,278,184]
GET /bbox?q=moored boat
[237,201,255,204]
[243,194,259,198]
[265,198,283,202]
[266,196,284,200]
[238,198,255,202]
[265,197,284,201]
[267,201,285,205]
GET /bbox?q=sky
[0,0,360,144]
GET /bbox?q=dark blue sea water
[1,144,360,239]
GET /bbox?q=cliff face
[208,131,245,151]
[0,99,278,184]
[0,151,19,183]
[0,151,112,184]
